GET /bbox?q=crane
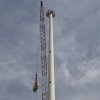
[40,1,48,100]
[33,1,48,99]
[33,1,55,100]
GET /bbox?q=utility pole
[46,10,55,100]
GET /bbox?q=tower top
[41,0,43,6]
[46,10,55,18]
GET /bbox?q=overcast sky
[0,0,100,100]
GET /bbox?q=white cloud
[61,58,100,87]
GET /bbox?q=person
[33,73,39,92]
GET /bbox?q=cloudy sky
[0,0,100,100]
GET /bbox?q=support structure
[46,10,55,100]
[33,1,56,100]
[40,1,48,100]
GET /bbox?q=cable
[36,37,40,74]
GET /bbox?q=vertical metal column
[40,1,48,100]
[46,10,55,100]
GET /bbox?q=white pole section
[46,10,55,100]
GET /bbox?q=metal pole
[46,10,55,100]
